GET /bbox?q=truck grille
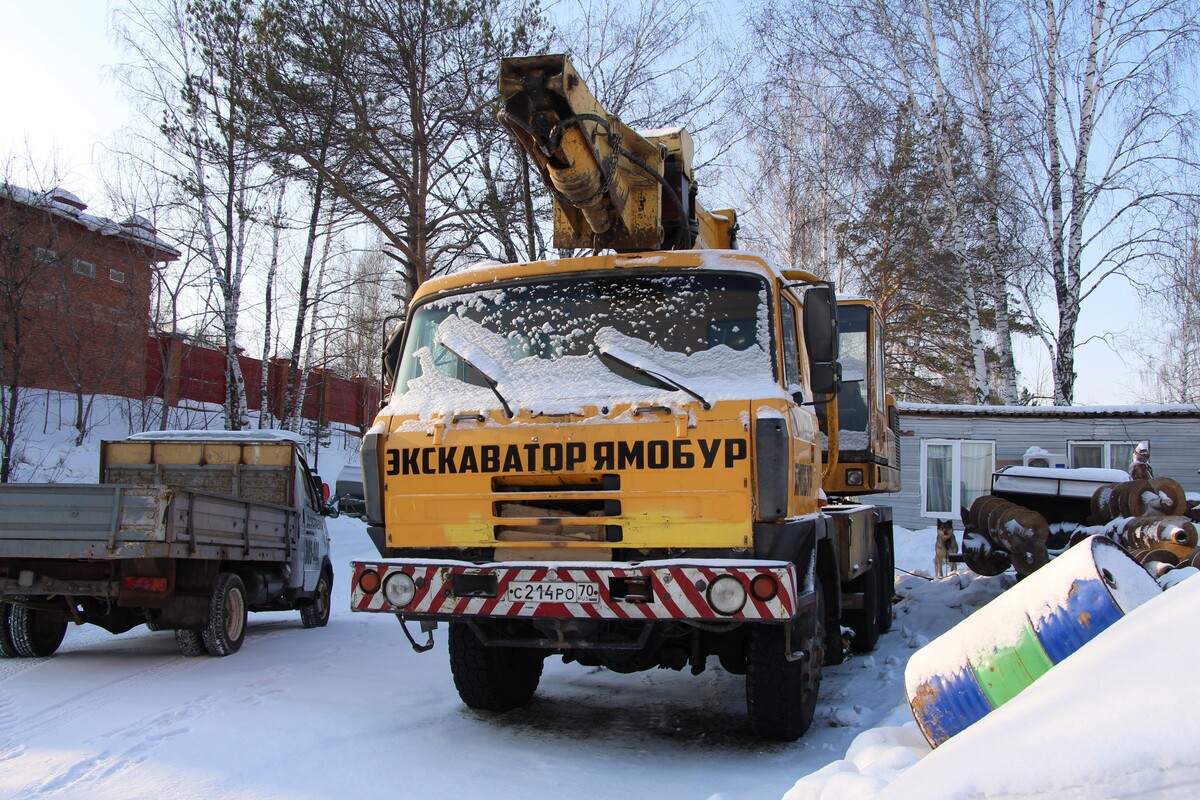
[490,473,622,543]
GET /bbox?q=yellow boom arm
[498,54,736,252]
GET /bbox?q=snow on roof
[120,214,157,234]
[0,182,179,259]
[126,429,306,444]
[898,401,1200,418]
[49,187,86,210]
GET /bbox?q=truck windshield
[388,271,775,415]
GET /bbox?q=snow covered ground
[1,393,1197,799]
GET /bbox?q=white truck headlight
[383,572,417,608]
[707,575,747,615]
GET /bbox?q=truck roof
[126,430,307,445]
[412,250,821,305]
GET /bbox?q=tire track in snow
[0,626,297,760]
[17,696,214,798]
[0,689,22,763]
[15,654,302,798]
[0,654,196,761]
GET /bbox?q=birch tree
[940,0,1027,402]
[116,0,274,429]
[753,0,995,401]
[1011,0,1200,404]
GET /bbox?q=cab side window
[296,455,321,512]
[780,298,802,393]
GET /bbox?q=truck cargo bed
[0,483,294,562]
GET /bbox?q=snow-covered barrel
[904,536,1160,748]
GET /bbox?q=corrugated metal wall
[859,408,1200,531]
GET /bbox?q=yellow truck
[347,55,898,741]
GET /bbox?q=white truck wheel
[202,573,247,656]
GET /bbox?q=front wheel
[746,575,826,741]
[8,605,67,657]
[202,573,247,656]
[300,572,332,629]
[448,622,544,711]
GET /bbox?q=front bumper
[350,559,803,622]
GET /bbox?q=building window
[1069,440,1136,470]
[109,269,125,283]
[920,439,996,519]
[34,246,59,264]
[72,259,96,278]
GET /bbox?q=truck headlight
[707,575,747,615]
[383,572,417,608]
[846,468,864,486]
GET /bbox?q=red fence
[145,334,381,431]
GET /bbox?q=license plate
[505,580,600,604]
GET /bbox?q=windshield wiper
[596,348,711,410]
[442,343,514,418]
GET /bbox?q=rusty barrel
[904,536,1160,748]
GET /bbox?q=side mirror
[323,501,340,519]
[382,317,406,389]
[803,284,839,364]
[321,482,331,502]
[810,360,842,397]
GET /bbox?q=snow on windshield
[383,271,780,417]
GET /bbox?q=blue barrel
[905,535,1160,747]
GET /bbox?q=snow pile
[787,561,1200,799]
[783,721,930,799]
[876,572,1200,798]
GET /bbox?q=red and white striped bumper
[350,560,800,621]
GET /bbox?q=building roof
[1,183,180,260]
[898,402,1200,418]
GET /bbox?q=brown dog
[934,519,959,578]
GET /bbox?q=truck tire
[0,603,18,658]
[300,572,332,629]
[448,622,543,711]
[175,629,207,656]
[844,541,881,654]
[8,606,67,657]
[876,532,894,633]
[824,592,846,667]
[202,573,247,656]
[746,574,826,741]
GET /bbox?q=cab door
[295,454,327,592]
[780,293,821,515]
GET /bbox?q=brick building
[0,184,179,398]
